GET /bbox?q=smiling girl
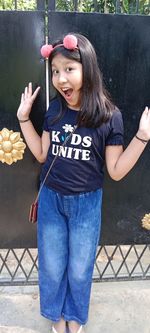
[17,33,150,333]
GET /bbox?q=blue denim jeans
[37,185,102,325]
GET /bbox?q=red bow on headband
[41,34,78,59]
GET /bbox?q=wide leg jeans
[37,185,102,325]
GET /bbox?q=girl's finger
[144,106,149,114]
[145,108,150,117]
[21,93,24,102]
[32,86,41,100]
[24,86,28,98]
[28,82,32,96]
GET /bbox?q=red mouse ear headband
[41,34,78,59]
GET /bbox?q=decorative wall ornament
[141,213,150,231]
[0,128,26,165]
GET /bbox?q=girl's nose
[58,73,67,83]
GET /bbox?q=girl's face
[51,53,83,110]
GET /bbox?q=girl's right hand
[137,106,150,141]
[17,82,40,121]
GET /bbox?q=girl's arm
[17,83,50,163]
[105,107,150,181]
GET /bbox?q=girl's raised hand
[17,82,40,121]
[137,106,150,141]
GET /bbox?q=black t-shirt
[40,98,124,195]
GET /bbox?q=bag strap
[34,124,77,204]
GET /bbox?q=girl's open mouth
[62,88,73,99]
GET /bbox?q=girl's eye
[66,67,73,72]
[52,69,59,75]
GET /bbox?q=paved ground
[0,280,150,333]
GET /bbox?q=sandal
[76,326,83,333]
[51,326,67,333]
[51,327,58,333]
[68,325,83,333]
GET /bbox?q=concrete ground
[0,280,150,333]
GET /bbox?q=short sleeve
[106,110,124,146]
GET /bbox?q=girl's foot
[68,321,84,333]
[52,318,66,333]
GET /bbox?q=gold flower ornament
[141,213,150,231]
[0,128,26,165]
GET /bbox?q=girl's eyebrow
[51,60,76,67]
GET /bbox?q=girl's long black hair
[49,33,117,128]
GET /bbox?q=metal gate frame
[0,245,150,285]
[0,0,150,285]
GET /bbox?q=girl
[17,33,150,333]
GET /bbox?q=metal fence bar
[101,246,117,277]
[93,0,98,12]
[26,250,38,281]
[129,245,147,277]
[116,0,121,13]
[144,263,150,277]
[115,245,131,277]
[14,0,17,10]
[136,0,140,13]
[0,249,13,278]
[48,0,56,10]
[37,0,45,10]
[11,249,29,280]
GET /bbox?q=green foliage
[0,0,36,10]
[56,0,115,12]
[57,0,150,14]
[120,0,150,14]
[56,0,75,11]
[0,0,149,14]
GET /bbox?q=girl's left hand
[137,106,150,140]
[17,82,40,121]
